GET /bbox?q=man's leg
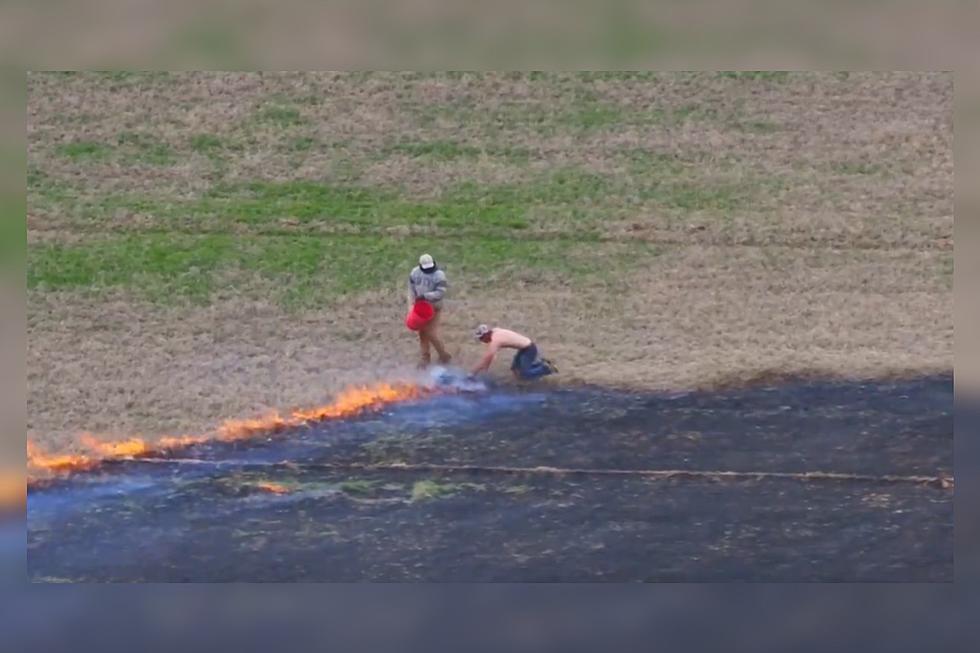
[518,344,553,380]
[531,346,557,376]
[418,331,432,368]
[511,349,526,378]
[525,359,554,379]
[425,311,452,364]
[512,345,539,380]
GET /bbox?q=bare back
[488,328,532,351]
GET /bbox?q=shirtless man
[470,324,557,380]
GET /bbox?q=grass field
[27,72,952,448]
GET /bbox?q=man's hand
[471,351,495,376]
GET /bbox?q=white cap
[473,324,491,340]
[419,253,435,270]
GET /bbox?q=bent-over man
[471,324,557,380]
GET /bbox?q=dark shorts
[510,343,553,380]
[510,343,537,370]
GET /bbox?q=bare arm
[471,343,499,375]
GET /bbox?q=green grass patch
[117,132,175,165]
[621,149,689,176]
[190,133,224,153]
[32,179,527,232]
[31,156,776,238]
[337,479,379,496]
[290,136,316,152]
[56,135,175,165]
[209,180,406,223]
[28,234,232,302]
[493,146,533,164]
[57,141,111,160]
[31,153,776,237]
[52,170,618,233]
[256,105,304,126]
[560,103,623,131]
[638,180,750,211]
[410,480,484,502]
[28,169,87,213]
[28,232,657,307]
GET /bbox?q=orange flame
[290,383,425,422]
[217,411,290,441]
[157,434,209,450]
[79,434,152,458]
[255,482,290,495]
[27,381,430,482]
[27,441,96,473]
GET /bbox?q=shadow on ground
[28,375,953,581]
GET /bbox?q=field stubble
[26,72,952,446]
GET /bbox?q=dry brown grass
[26,72,952,449]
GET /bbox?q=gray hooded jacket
[408,266,448,309]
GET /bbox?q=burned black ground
[28,375,952,582]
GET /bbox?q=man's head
[418,253,436,273]
[473,324,492,343]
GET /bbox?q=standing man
[408,253,451,367]
[470,324,557,380]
